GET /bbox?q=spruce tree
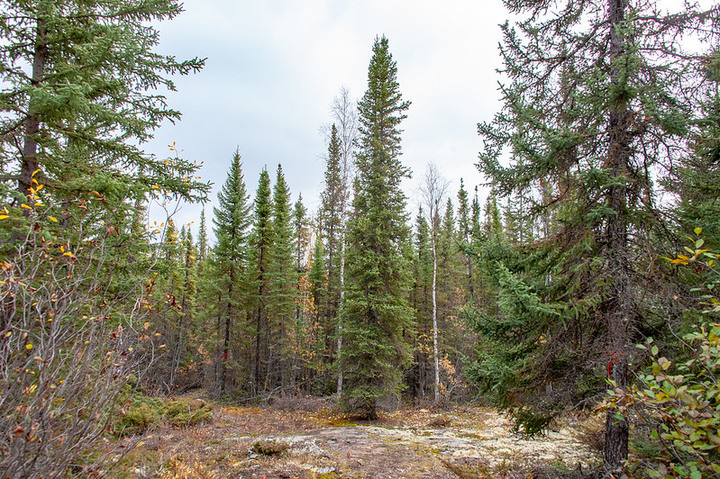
[249,168,273,394]
[293,195,311,323]
[319,125,346,318]
[212,151,251,394]
[0,0,207,213]
[341,35,414,419]
[198,208,209,265]
[456,180,474,302]
[475,0,719,470]
[266,165,297,391]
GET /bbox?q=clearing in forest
[113,398,601,478]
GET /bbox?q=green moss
[162,398,213,427]
[116,398,162,436]
[114,395,212,435]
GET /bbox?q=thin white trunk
[431,229,440,403]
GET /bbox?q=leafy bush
[621,330,720,478]
[607,231,720,478]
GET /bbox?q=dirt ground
[114,399,602,479]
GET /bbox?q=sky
[145,0,510,234]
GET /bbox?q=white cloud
[147,0,508,232]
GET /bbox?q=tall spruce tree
[266,165,297,391]
[212,151,251,394]
[249,168,273,394]
[319,123,350,393]
[319,125,345,318]
[475,0,719,470]
[341,36,414,419]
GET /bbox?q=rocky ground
[113,399,603,478]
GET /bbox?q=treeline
[145,160,486,401]
[144,59,483,408]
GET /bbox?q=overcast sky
[146,0,509,233]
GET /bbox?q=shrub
[607,231,720,478]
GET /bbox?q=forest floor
[111,394,603,479]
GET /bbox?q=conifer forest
[2,1,720,478]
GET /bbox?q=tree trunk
[337,230,345,397]
[20,17,48,200]
[604,0,632,472]
[219,282,233,395]
[431,224,440,403]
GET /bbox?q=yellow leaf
[48,216,58,222]
[5,331,11,337]
[32,169,41,176]
[0,215,9,220]
[26,344,33,350]
[21,204,32,210]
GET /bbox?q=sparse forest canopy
[2,1,720,477]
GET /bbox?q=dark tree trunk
[219,282,233,395]
[604,0,632,472]
[254,260,266,394]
